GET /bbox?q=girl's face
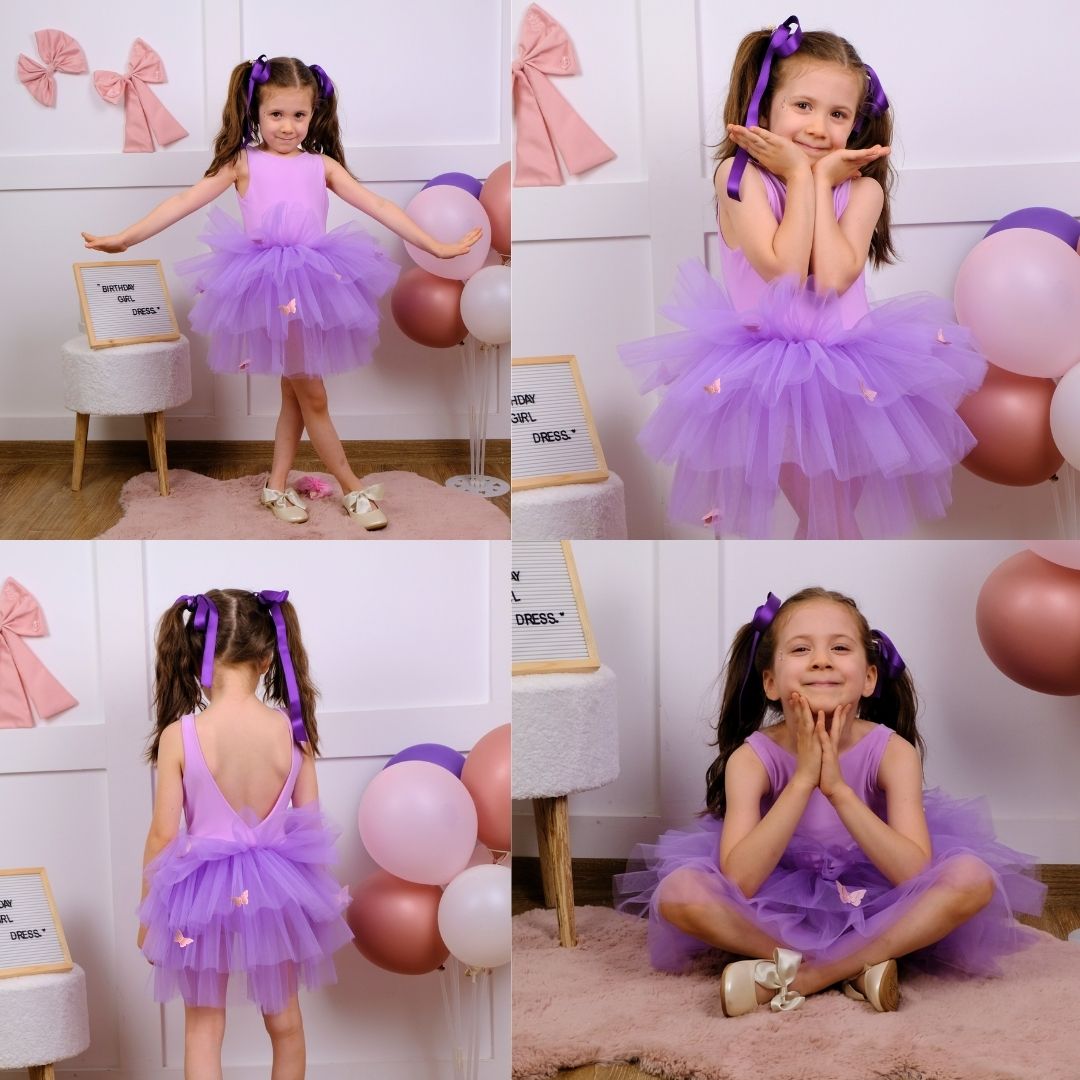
[762,600,877,720]
[257,86,315,153]
[763,61,863,160]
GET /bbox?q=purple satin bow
[244,54,271,143]
[175,594,218,688]
[309,63,334,100]
[727,15,803,201]
[852,63,888,134]
[739,591,783,701]
[870,628,905,697]
[256,590,307,745]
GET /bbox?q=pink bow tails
[512,3,616,187]
[0,578,78,729]
[93,38,188,153]
[17,28,88,107]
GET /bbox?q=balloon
[437,864,511,969]
[986,207,1080,251]
[403,186,491,281]
[384,742,466,778]
[460,723,511,852]
[479,161,510,256]
[1028,542,1080,572]
[346,871,448,975]
[953,229,1080,377]
[975,550,1080,695]
[358,761,478,885]
[422,171,483,199]
[1050,363,1080,469]
[390,268,466,349]
[460,265,511,346]
[956,364,1063,486]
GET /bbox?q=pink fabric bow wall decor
[0,578,78,729]
[512,4,616,187]
[16,28,87,107]
[93,38,188,153]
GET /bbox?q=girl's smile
[764,61,864,160]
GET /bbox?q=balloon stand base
[446,474,509,499]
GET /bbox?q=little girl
[83,55,480,531]
[619,18,986,539]
[138,589,352,1078]
[615,587,1046,1017]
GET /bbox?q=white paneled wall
[0,0,510,442]
[512,0,1080,539]
[0,540,509,1079]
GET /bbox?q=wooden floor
[0,439,509,539]
[514,857,1080,1080]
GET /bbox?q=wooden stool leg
[71,413,89,491]
[143,412,157,470]
[29,1065,56,1080]
[150,410,169,496]
[532,799,556,909]
[533,795,577,947]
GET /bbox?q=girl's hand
[431,227,484,260]
[811,145,890,189]
[817,702,856,800]
[789,691,822,790]
[82,231,129,254]
[727,124,811,184]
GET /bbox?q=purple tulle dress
[614,724,1046,978]
[177,148,400,377]
[618,167,987,538]
[139,712,353,1014]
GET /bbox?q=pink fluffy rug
[513,906,1078,1080]
[97,470,509,539]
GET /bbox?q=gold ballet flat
[260,486,309,524]
[342,484,387,530]
[720,947,805,1018]
[842,958,900,1012]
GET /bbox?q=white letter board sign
[511,355,609,491]
[73,259,180,349]
[0,868,73,979]
[512,541,600,675]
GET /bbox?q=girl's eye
[794,102,810,110]
[833,645,850,652]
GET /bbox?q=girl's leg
[267,376,305,492]
[263,994,306,1080]
[184,1004,226,1080]
[779,465,863,540]
[287,376,366,493]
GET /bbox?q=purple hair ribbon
[243,54,271,144]
[738,591,783,701]
[727,15,803,201]
[852,63,888,134]
[309,63,334,100]
[870,628,905,698]
[175,594,218,688]
[256,590,307,744]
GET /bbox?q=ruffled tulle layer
[139,802,353,1013]
[614,788,1046,978]
[176,204,400,377]
[618,260,987,538]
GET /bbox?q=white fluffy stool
[0,964,90,1078]
[512,665,619,946]
[512,473,628,539]
[61,334,192,497]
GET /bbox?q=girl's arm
[291,748,319,808]
[324,157,481,259]
[82,165,239,254]
[136,721,184,951]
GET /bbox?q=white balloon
[437,863,511,968]
[1050,363,1080,468]
[460,265,510,345]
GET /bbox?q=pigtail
[713,29,774,170]
[262,598,321,756]
[148,602,205,763]
[860,658,924,763]
[206,61,255,177]
[302,79,355,178]
[847,105,896,267]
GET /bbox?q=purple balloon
[422,172,483,199]
[986,207,1080,250]
[384,742,466,777]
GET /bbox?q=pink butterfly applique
[231,889,249,907]
[860,383,878,403]
[836,880,866,907]
[704,378,723,394]
[174,929,194,947]
[702,509,720,525]
[279,298,297,316]
[239,358,252,371]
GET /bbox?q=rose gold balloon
[976,550,1080,695]
[461,723,510,852]
[390,268,466,349]
[957,364,1063,486]
[479,162,510,257]
[346,871,448,974]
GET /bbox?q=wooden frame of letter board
[0,867,73,979]
[511,355,609,491]
[72,259,181,348]
[512,540,601,675]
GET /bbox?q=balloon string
[1051,474,1066,539]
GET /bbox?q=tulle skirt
[176,204,400,377]
[139,803,354,1013]
[613,788,1046,978]
[618,260,987,538]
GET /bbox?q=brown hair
[205,56,354,179]
[148,589,320,762]
[703,587,922,817]
[716,27,897,267]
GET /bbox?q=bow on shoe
[343,484,384,513]
[17,28,87,107]
[754,948,805,1012]
[93,38,188,152]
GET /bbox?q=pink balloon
[460,724,510,853]
[404,186,491,282]
[479,162,510,257]
[390,268,466,349]
[358,760,478,885]
[346,871,448,975]
[954,229,1080,377]
[1028,542,1080,572]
